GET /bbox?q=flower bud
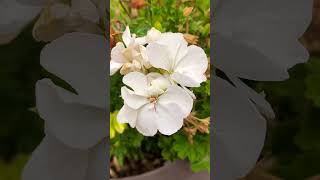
[183,33,199,45]
[120,60,142,75]
[183,7,193,17]
[139,45,152,68]
[131,0,145,9]
[146,27,161,43]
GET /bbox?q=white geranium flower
[117,72,193,136]
[0,0,43,44]
[213,0,313,179]
[110,26,151,75]
[23,131,107,180]
[146,32,208,87]
[23,32,108,180]
[32,0,103,42]
[36,32,108,149]
[213,0,313,81]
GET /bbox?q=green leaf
[172,132,210,171]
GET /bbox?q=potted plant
[14,0,312,179]
[109,0,210,179]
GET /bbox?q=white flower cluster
[110,27,208,136]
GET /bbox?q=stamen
[148,96,158,111]
[148,96,157,103]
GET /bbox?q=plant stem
[119,0,130,18]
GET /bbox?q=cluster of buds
[110,26,161,75]
[184,114,210,144]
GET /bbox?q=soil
[110,154,165,178]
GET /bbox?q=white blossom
[212,0,313,179]
[110,26,151,75]
[23,32,108,180]
[117,72,193,136]
[147,32,208,87]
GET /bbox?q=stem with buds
[183,114,210,144]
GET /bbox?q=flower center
[148,96,158,103]
[148,96,158,111]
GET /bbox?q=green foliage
[173,131,210,172]
[110,128,144,165]
[110,73,124,112]
[0,154,29,180]
[0,23,44,161]
[306,57,320,107]
[158,130,210,172]
[256,57,320,179]
[193,81,210,118]
[110,111,126,139]
[111,0,210,51]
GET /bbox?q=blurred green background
[1,0,320,180]
[0,24,44,180]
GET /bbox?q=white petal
[32,3,72,42]
[158,85,193,117]
[150,75,171,89]
[213,34,289,81]
[122,26,131,47]
[139,45,151,68]
[233,0,313,39]
[154,103,185,136]
[136,104,158,136]
[228,75,275,119]
[181,85,196,100]
[123,72,148,96]
[215,0,313,81]
[146,27,161,43]
[111,42,127,63]
[135,36,147,45]
[121,86,149,109]
[110,61,123,75]
[22,133,88,180]
[175,45,208,75]
[136,100,186,136]
[71,0,100,23]
[147,43,171,71]
[36,79,107,149]
[40,32,107,109]
[85,139,108,180]
[171,72,206,87]
[117,103,138,128]
[156,32,188,62]
[0,0,42,44]
[134,85,193,136]
[212,77,266,180]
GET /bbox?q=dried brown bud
[183,33,199,45]
[131,8,138,18]
[183,7,193,17]
[110,26,116,48]
[178,25,185,32]
[131,0,145,9]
